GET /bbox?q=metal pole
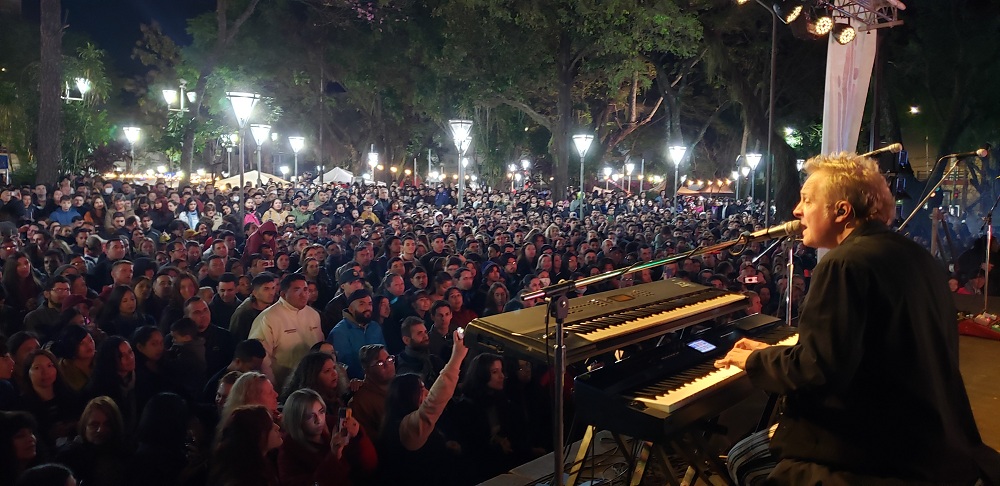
[765,13,777,227]
[579,154,585,196]
[639,158,645,193]
[674,163,679,209]
[256,144,263,187]
[458,155,465,209]
[239,130,246,229]
[293,152,298,181]
[751,169,756,202]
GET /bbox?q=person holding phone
[378,329,469,484]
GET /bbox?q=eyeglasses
[370,355,396,368]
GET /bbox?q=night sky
[22,0,215,74]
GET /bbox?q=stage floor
[960,335,1000,450]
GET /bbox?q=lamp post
[123,127,140,172]
[221,133,238,176]
[521,159,531,190]
[572,134,594,197]
[732,170,740,199]
[367,145,378,184]
[638,158,645,193]
[226,91,260,226]
[279,166,289,179]
[603,166,612,191]
[746,153,762,202]
[250,124,271,187]
[288,136,305,182]
[669,145,687,208]
[448,119,473,209]
[509,164,517,191]
[625,162,635,194]
[740,166,751,199]
[162,79,196,113]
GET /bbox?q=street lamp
[123,126,141,172]
[220,133,238,176]
[603,166,612,191]
[226,91,260,224]
[279,166,289,178]
[162,79,196,113]
[288,136,305,182]
[509,163,517,191]
[63,77,91,103]
[367,145,378,184]
[746,153,762,202]
[732,170,740,199]
[250,124,271,187]
[669,145,687,208]
[449,119,473,209]
[572,134,594,196]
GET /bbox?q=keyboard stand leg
[670,437,718,486]
[627,441,653,486]
[565,425,595,486]
[653,443,683,486]
[688,431,735,486]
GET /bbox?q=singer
[715,152,1000,484]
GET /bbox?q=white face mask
[231,196,239,202]
[104,188,113,194]
[539,277,550,287]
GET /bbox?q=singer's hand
[714,347,754,370]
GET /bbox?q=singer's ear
[834,202,851,219]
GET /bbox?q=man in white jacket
[249,273,324,388]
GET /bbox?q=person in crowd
[158,272,198,331]
[179,296,236,382]
[208,273,242,330]
[130,326,173,411]
[17,349,82,450]
[23,277,71,344]
[96,285,154,339]
[219,371,280,431]
[51,326,95,393]
[2,252,42,318]
[129,392,201,486]
[201,339,265,407]
[249,274,324,388]
[13,463,76,486]
[322,268,366,336]
[278,388,378,486]
[229,273,278,341]
[378,329,468,484]
[395,316,444,387]
[481,282,510,317]
[210,405,282,486]
[444,286,477,329]
[348,344,394,439]
[0,337,18,410]
[279,352,344,423]
[161,317,206,398]
[6,333,40,394]
[427,300,454,361]
[84,337,137,433]
[54,396,129,486]
[328,289,385,380]
[450,353,536,482]
[0,411,43,486]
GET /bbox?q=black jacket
[747,221,1000,482]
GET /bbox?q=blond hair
[804,152,895,225]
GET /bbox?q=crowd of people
[0,171,846,486]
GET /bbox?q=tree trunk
[553,31,572,201]
[37,0,62,184]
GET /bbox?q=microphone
[943,146,989,159]
[860,143,903,157]
[743,220,802,243]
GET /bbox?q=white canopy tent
[213,170,290,188]
[321,167,354,184]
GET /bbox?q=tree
[37,0,63,184]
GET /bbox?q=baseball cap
[338,269,363,286]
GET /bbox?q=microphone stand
[523,231,768,485]
[977,191,1000,320]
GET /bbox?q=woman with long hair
[450,353,535,482]
[444,286,477,330]
[158,272,198,331]
[97,286,154,339]
[261,199,289,226]
[131,326,172,412]
[17,349,82,449]
[277,388,377,486]
[372,295,392,328]
[279,353,343,416]
[55,396,129,486]
[481,283,510,317]
[378,330,468,484]
[0,411,43,486]
[131,276,153,313]
[1,252,41,317]
[148,198,173,232]
[218,372,280,440]
[210,405,281,486]
[6,332,39,394]
[51,325,95,392]
[83,196,107,228]
[177,199,201,229]
[85,337,137,433]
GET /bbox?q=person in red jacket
[277,388,377,486]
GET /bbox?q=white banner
[821,22,878,154]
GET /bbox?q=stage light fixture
[807,14,833,36]
[832,22,857,44]
[773,0,804,24]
